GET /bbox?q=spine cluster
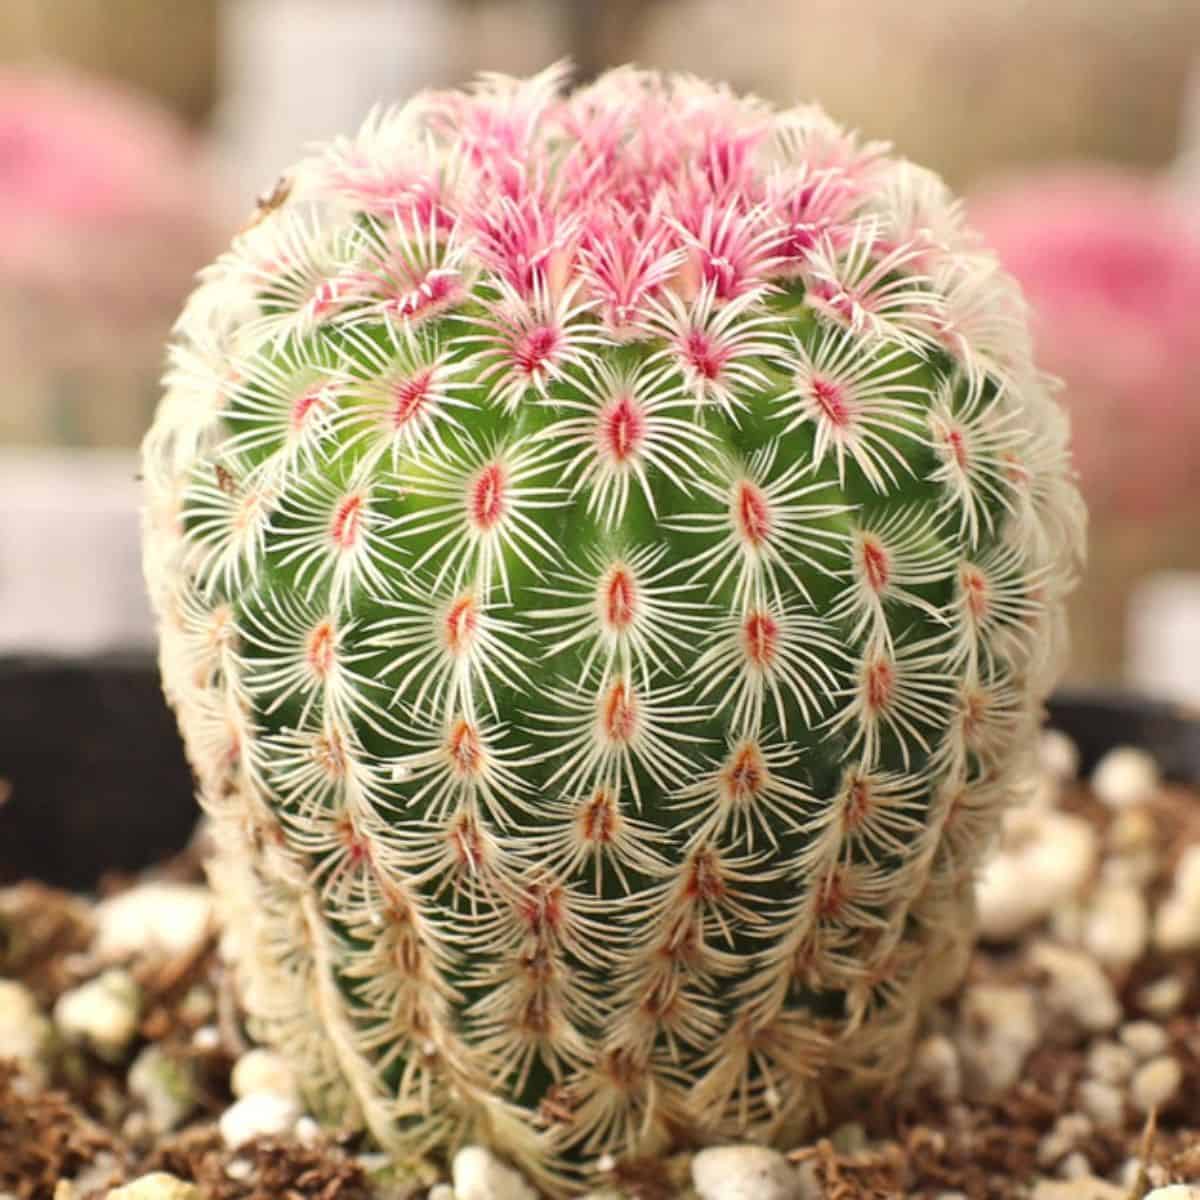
[142,65,1083,1194]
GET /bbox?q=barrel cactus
[142,64,1083,1194]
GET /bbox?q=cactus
[142,65,1083,1194]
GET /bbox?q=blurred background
[2,0,1199,695]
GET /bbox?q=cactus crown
[143,64,1083,1195]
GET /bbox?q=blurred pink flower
[970,166,1200,520]
[0,67,218,360]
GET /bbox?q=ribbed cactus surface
[142,65,1083,1194]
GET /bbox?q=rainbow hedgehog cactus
[142,65,1083,1192]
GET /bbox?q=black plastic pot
[0,655,195,890]
[1,656,1197,890]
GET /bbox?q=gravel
[4,735,1200,1198]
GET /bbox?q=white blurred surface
[1128,571,1200,707]
[215,0,453,215]
[0,449,152,654]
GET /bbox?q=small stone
[231,1048,298,1100]
[452,1146,537,1200]
[1138,975,1186,1017]
[427,1187,455,1200]
[127,1046,197,1133]
[911,1033,961,1100]
[105,1174,201,1200]
[191,1025,221,1052]
[94,882,214,961]
[1040,730,1080,781]
[1076,1079,1124,1129]
[0,979,52,1084]
[177,984,214,1026]
[692,1146,801,1200]
[64,1154,120,1196]
[1143,1187,1200,1199]
[224,1159,254,1182]
[1177,846,1200,898]
[1050,896,1089,946]
[976,810,1096,940]
[1155,847,1200,953]
[1030,942,1120,1033]
[294,1115,320,1144]
[1058,1152,1091,1179]
[1119,1020,1168,1060]
[219,1091,303,1150]
[1099,847,1158,889]
[54,969,142,1062]
[1030,1178,1125,1199]
[1119,1158,1167,1189]
[1154,894,1200,954]
[1091,746,1160,809]
[1130,1055,1182,1113]
[1038,1113,1093,1167]
[1107,807,1157,854]
[1082,885,1148,969]
[1085,1041,1135,1085]
[957,985,1039,1095]
[794,1160,823,1200]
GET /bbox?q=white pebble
[1038,1113,1093,1166]
[219,1091,303,1150]
[0,979,51,1084]
[957,985,1040,1095]
[1085,1041,1135,1085]
[1131,1055,1183,1113]
[1082,885,1148,969]
[911,1033,961,1101]
[1058,1152,1092,1179]
[224,1159,254,1182]
[127,1046,197,1133]
[1040,730,1080,781]
[1107,807,1157,854]
[191,1024,221,1052]
[1153,894,1200,954]
[975,811,1096,940]
[1143,1187,1200,1199]
[53,968,142,1062]
[452,1146,537,1200]
[1119,1020,1169,1060]
[692,1145,802,1200]
[231,1048,298,1100]
[1176,846,1200,899]
[1076,1079,1124,1129]
[106,1175,200,1200]
[294,1115,321,1144]
[1155,846,1200,952]
[427,1186,455,1200]
[1119,1158,1169,1189]
[1030,1178,1125,1199]
[1139,975,1187,1017]
[1099,847,1158,889]
[1030,942,1120,1033]
[94,882,214,961]
[1091,747,1159,809]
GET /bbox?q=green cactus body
[142,65,1083,1194]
